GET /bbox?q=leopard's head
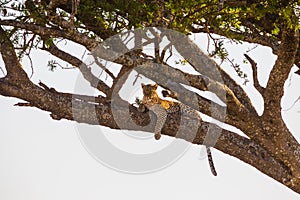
[141,83,158,96]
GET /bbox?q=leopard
[141,83,217,176]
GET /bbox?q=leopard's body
[141,83,217,176]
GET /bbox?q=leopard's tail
[206,147,217,176]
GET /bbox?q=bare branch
[41,41,110,94]
[14,102,33,107]
[283,96,300,111]
[160,43,172,63]
[0,65,5,76]
[91,54,116,79]
[25,53,34,78]
[244,54,264,94]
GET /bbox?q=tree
[0,0,300,194]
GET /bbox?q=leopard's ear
[154,83,158,88]
[141,83,145,87]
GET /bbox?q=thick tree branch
[258,29,300,184]
[263,29,299,115]
[0,27,28,80]
[0,75,295,192]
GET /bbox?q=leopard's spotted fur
[141,83,217,176]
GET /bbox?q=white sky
[0,33,300,199]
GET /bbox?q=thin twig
[81,49,87,60]
[0,66,5,76]
[244,54,264,94]
[92,55,116,79]
[283,96,300,111]
[26,53,34,78]
[148,28,161,62]
[206,30,211,53]
[160,43,171,63]
[14,102,33,107]
[165,45,173,63]
[133,73,142,86]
